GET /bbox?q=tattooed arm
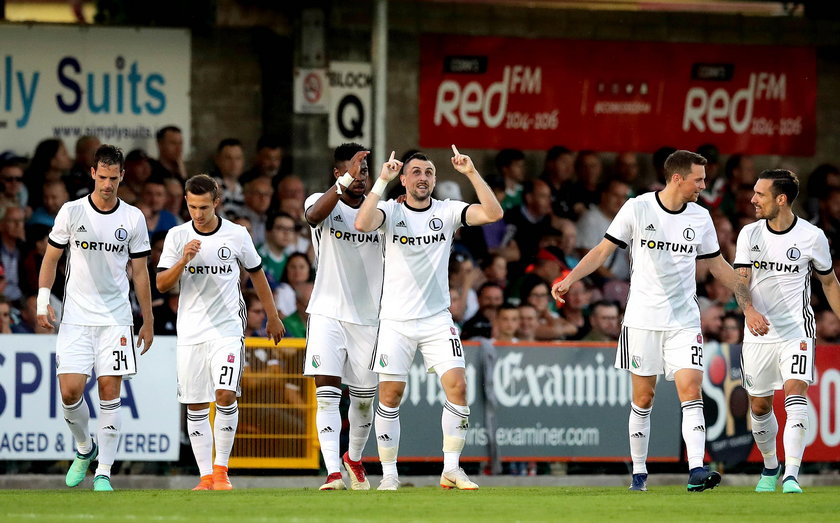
[703,254,769,336]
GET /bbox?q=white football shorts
[56,323,137,378]
[303,314,378,388]
[177,336,244,404]
[615,326,705,381]
[741,339,815,397]
[372,310,465,378]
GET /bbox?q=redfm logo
[682,71,797,136]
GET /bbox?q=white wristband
[37,287,51,315]
[337,172,354,188]
[371,178,389,198]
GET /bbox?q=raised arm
[704,254,769,336]
[355,151,401,232]
[36,244,65,330]
[305,150,369,225]
[130,256,155,354]
[451,145,504,226]
[551,238,619,302]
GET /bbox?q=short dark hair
[156,125,181,141]
[495,148,525,171]
[94,144,125,172]
[664,150,707,179]
[545,146,572,163]
[478,281,504,297]
[653,146,677,172]
[758,169,799,204]
[216,138,243,153]
[256,135,283,151]
[403,152,433,170]
[590,299,619,315]
[334,143,366,165]
[266,211,295,231]
[125,149,149,164]
[498,303,519,314]
[185,174,220,201]
[143,173,167,189]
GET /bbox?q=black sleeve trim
[814,266,834,276]
[733,263,752,269]
[604,233,627,249]
[129,250,151,259]
[156,267,170,273]
[696,250,721,260]
[461,204,472,228]
[245,262,264,273]
[48,238,68,249]
[375,208,386,231]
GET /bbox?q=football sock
[187,408,213,477]
[628,402,652,475]
[750,409,779,470]
[315,386,342,474]
[62,397,93,455]
[95,398,121,477]
[681,399,706,470]
[783,395,808,480]
[441,401,470,473]
[213,402,239,468]
[375,402,400,477]
[347,386,376,462]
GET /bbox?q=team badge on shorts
[800,340,807,351]
[312,355,321,368]
[227,353,235,363]
[379,354,389,368]
[450,327,457,335]
[632,356,641,369]
[697,334,703,344]
[120,336,127,347]
[745,374,754,388]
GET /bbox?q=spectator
[720,312,744,345]
[696,144,725,210]
[242,289,267,338]
[242,135,284,185]
[576,179,631,281]
[494,304,520,343]
[462,282,504,340]
[258,212,297,285]
[213,138,246,218]
[699,301,725,343]
[0,294,12,333]
[12,294,44,334]
[816,309,840,345]
[24,138,73,207]
[240,177,274,245]
[273,252,313,317]
[713,214,736,263]
[152,291,179,335]
[64,135,100,199]
[522,280,575,340]
[19,224,52,299]
[719,154,757,218]
[559,280,592,340]
[0,205,26,303]
[119,149,152,205]
[650,145,677,190]
[505,179,553,270]
[449,252,480,323]
[554,218,580,269]
[151,125,186,180]
[281,281,312,339]
[275,175,306,222]
[805,164,840,220]
[459,177,520,264]
[29,180,68,227]
[0,157,28,210]
[164,177,185,221]
[480,254,508,289]
[140,175,180,237]
[583,300,621,342]
[495,148,527,210]
[540,145,576,219]
[614,152,641,194]
[516,304,539,342]
[569,150,603,217]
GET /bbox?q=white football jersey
[735,216,832,343]
[49,196,150,326]
[304,193,384,325]
[158,218,262,343]
[377,198,470,321]
[605,192,720,330]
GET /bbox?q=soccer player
[551,150,768,492]
[735,169,840,494]
[156,174,284,491]
[303,143,382,490]
[355,145,503,491]
[36,144,154,492]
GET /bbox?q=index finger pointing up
[388,150,395,163]
[451,144,460,157]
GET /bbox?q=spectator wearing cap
[119,149,152,205]
[582,300,621,342]
[540,146,576,219]
[509,246,567,305]
[462,282,504,340]
[495,148,527,210]
[576,179,631,281]
[696,143,725,210]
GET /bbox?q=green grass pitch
[1,486,838,522]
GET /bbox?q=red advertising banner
[419,36,816,155]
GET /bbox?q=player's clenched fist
[182,239,201,263]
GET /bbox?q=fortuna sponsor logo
[184,264,234,275]
[751,260,800,273]
[639,238,694,254]
[392,232,446,245]
[74,240,125,253]
[329,227,379,243]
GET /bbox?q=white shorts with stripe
[56,323,137,378]
[615,325,704,381]
[176,336,244,404]
[372,310,464,377]
[741,339,815,397]
[303,314,378,388]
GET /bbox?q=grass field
[2,486,839,522]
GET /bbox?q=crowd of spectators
[3,132,840,349]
